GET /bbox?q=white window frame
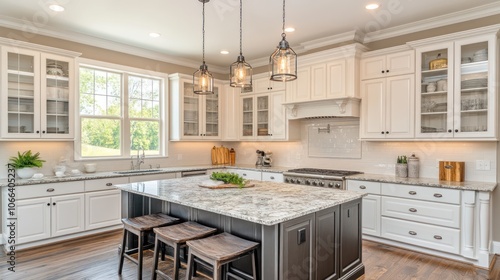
[75,58,168,161]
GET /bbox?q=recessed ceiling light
[149,32,161,38]
[220,50,229,55]
[365,3,380,10]
[285,27,295,33]
[49,4,65,12]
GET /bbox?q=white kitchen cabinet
[261,172,284,183]
[361,50,414,80]
[240,91,289,140]
[0,46,77,139]
[221,83,240,141]
[51,193,85,237]
[414,34,497,139]
[85,190,121,230]
[169,73,223,141]
[347,180,381,236]
[243,75,286,94]
[226,169,262,180]
[360,74,415,139]
[286,67,311,102]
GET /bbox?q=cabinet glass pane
[7,59,35,134]
[45,59,70,135]
[459,41,488,132]
[257,96,269,136]
[8,53,34,73]
[205,87,219,136]
[183,83,199,136]
[419,48,449,134]
[242,97,253,136]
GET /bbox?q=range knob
[318,182,325,187]
[328,183,334,188]
[284,178,290,183]
[290,179,295,183]
[312,181,318,186]
[334,183,341,189]
[305,180,311,185]
[296,179,302,184]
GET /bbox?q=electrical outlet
[476,160,490,170]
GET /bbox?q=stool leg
[138,231,144,280]
[213,261,221,280]
[161,242,166,261]
[151,237,161,280]
[173,243,180,280]
[251,250,257,280]
[118,229,127,274]
[185,250,194,280]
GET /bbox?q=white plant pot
[17,167,36,179]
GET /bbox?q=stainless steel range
[283,168,363,190]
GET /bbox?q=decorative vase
[17,167,36,179]
[395,163,408,178]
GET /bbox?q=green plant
[397,155,408,164]
[8,150,45,169]
[210,172,246,188]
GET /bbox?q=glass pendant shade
[193,62,214,95]
[230,55,252,87]
[270,34,297,82]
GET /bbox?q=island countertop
[113,175,366,226]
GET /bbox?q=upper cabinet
[413,33,497,139]
[1,46,78,139]
[360,50,414,80]
[169,74,222,141]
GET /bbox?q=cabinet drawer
[382,197,460,228]
[85,177,129,192]
[17,181,85,200]
[347,180,381,195]
[381,217,460,254]
[381,183,460,204]
[227,169,262,180]
[262,172,283,182]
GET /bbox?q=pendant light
[193,0,214,95]
[229,0,252,88]
[269,0,297,82]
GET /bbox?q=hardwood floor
[0,230,498,280]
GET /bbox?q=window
[77,61,166,159]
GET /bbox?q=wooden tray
[198,182,255,189]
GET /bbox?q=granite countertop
[347,173,497,192]
[0,164,288,187]
[114,175,366,226]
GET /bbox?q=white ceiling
[0,0,499,72]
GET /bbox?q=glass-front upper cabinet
[256,95,269,136]
[183,82,200,137]
[204,87,219,137]
[241,96,253,138]
[240,94,271,139]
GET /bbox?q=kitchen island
[114,175,366,280]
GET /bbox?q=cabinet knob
[47,203,50,206]
[448,129,452,133]
[47,188,55,192]
[381,70,385,73]
[106,183,113,186]
[434,193,443,198]
[242,173,247,176]
[359,185,366,189]
[409,231,417,236]
[409,208,417,212]
[455,129,459,133]
[53,202,56,206]
[386,69,390,73]
[36,131,40,134]
[409,191,417,195]
[270,176,275,180]
[381,131,385,134]
[434,235,443,240]
[42,131,46,134]
[386,131,389,134]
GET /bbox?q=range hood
[283,98,360,119]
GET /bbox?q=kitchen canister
[408,153,419,178]
[395,163,408,177]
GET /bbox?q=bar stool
[185,232,259,280]
[151,221,217,280]
[118,213,180,280]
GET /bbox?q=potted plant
[8,150,45,179]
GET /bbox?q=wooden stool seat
[118,213,179,280]
[185,232,259,280]
[152,221,217,280]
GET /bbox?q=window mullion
[123,73,131,158]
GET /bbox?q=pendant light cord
[281,0,286,36]
[202,1,206,64]
[239,0,242,55]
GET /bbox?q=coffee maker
[256,150,272,167]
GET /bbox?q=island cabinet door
[315,206,340,280]
[340,199,362,277]
[279,213,315,280]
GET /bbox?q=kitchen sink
[113,169,162,174]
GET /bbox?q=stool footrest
[124,254,139,265]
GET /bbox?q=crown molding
[0,16,227,74]
[0,37,81,57]
[363,2,500,43]
[294,30,365,53]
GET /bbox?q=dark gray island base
[115,176,365,280]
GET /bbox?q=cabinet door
[85,190,122,230]
[280,214,315,280]
[222,85,240,141]
[311,64,327,100]
[240,96,254,139]
[287,67,310,102]
[327,59,346,98]
[385,74,415,138]
[182,81,201,138]
[41,53,73,139]
[315,207,339,280]
[1,47,41,138]
[270,92,286,140]
[261,172,284,182]
[339,199,362,277]
[256,95,270,138]
[361,195,381,236]
[360,55,386,80]
[386,50,415,76]
[17,197,51,244]
[360,79,386,138]
[202,85,221,139]
[51,193,85,237]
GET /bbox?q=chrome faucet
[131,148,145,170]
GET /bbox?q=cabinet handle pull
[242,173,247,176]
[409,231,417,236]
[270,176,275,180]
[434,235,443,240]
[409,191,417,195]
[106,183,113,186]
[409,208,417,212]
[434,193,443,198]
[47,188,55,192]
[359,185,366,189]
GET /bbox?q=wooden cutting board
[198,182,255,189]
[439,161,465,182]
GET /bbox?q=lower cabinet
[339,199,362,276]
[85,190,121,230]
[346,180,381,236]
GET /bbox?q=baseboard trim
[492,241,500,255]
